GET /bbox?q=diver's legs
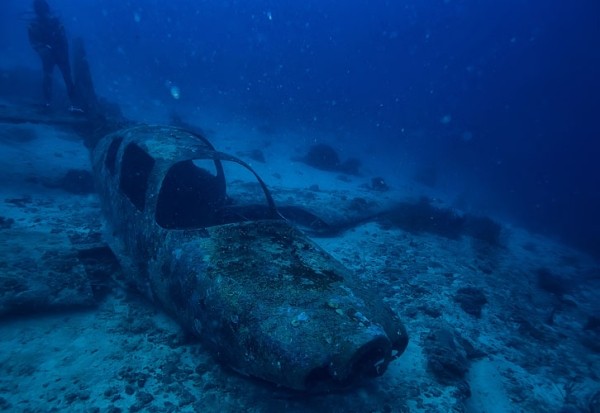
[41,56,54,105]
[57,59,76,103]
[55,46,77,104]
[58,62,75,104]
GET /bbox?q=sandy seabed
[0,107,598,413]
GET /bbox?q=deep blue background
[2,0,599,256]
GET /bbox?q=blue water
[2,0,599,256]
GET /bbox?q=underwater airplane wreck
[89,123,408,392]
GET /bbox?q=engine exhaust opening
[303,336,392,392]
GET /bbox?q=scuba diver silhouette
[28,0,81,112]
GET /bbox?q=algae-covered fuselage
[92,125,408,392]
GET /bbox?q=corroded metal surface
[92,125,408,392]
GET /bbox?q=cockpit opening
[120,143,154,212]
[156,159,226,229]
[155,155,279,230]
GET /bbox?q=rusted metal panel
[92,125,408,392]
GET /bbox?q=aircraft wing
[0,105,116,316]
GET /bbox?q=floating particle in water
[165,80,181,100]
[170,86,181,100]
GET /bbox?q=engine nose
[303,332,406,392]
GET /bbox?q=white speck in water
[440,114,452,124]
[170,86,181,100]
